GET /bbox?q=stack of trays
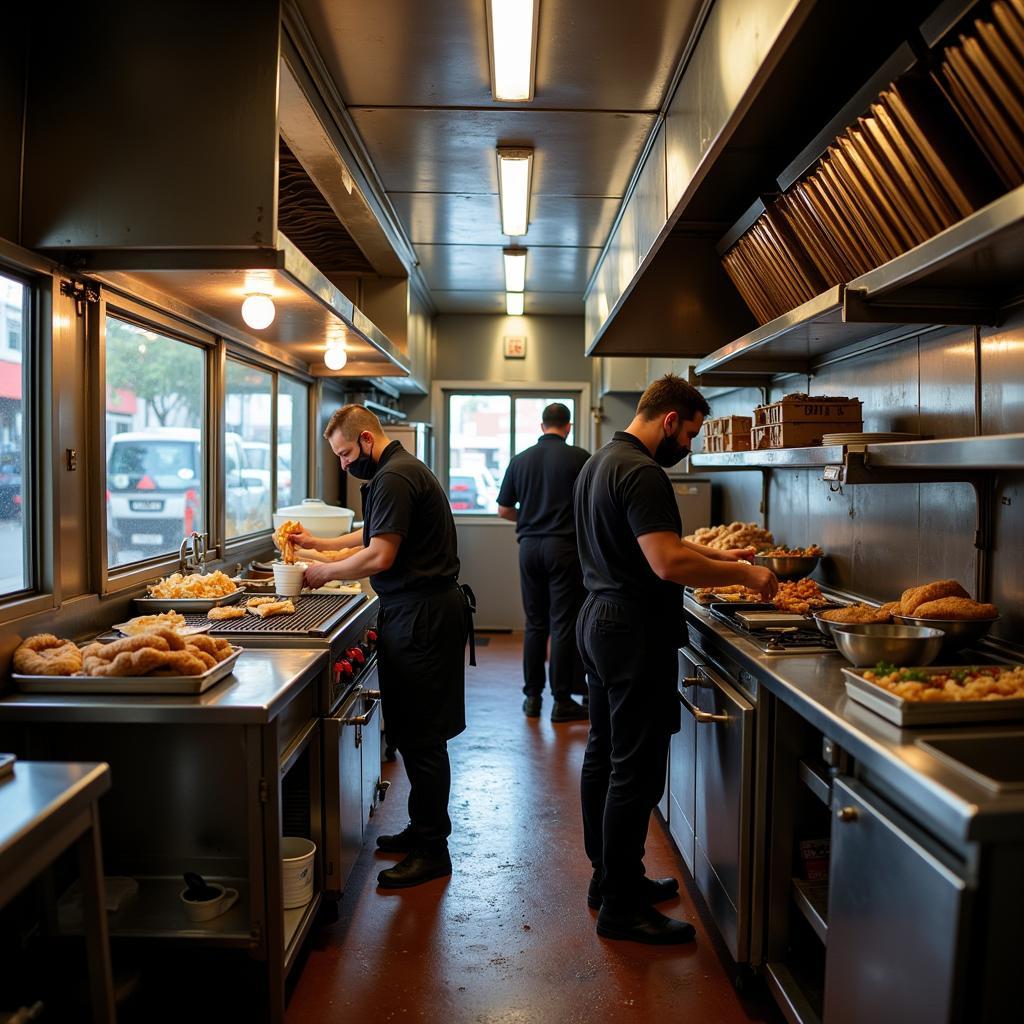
[935,0,1024,189]
[821,431,923,445]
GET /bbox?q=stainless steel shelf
[792,879,829,945]
[690,435,1024,473]
[798,760,832,807]
[284,892,322,975]
[690,446,846,470]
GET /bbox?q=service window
[225,359,273,539]
[0,272,29,596]
[104,316,206,569]
[277,374,308,508]
[513,395,576,453]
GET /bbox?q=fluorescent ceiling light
[497,148,533,237]
[503,248,527,292]
[487,0,540,102]
[506,292,525,316]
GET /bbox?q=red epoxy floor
[286,632,780,1023]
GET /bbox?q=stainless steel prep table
[684,596,1024,847]
[0,648,327,1024]
[0,761,114,1023]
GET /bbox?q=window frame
[95,292,217,596]
[0,252,52,621]
[432,379,592,521]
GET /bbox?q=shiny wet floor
[287,632,779,1023]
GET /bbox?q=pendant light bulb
[324,341,348,371]
[241,293,275,330]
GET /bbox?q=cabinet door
[669,649,699,872]
[825,778,968,1024]
[322,693,365,896]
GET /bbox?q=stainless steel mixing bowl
[832,623,945,668]
[893,614,998,653]
[754,554,820,582]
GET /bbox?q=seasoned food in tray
[820,602,899,624]
[684,522,774,551]
[773,580,831,614]
[147,570,238,599]
[858,663,1024,703]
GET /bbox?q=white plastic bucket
[272,561,307,597]
[281,836,316,909]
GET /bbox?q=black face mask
[654,430,690,468]
[347,437,378,480]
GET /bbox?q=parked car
[106,428,266,563]
[242,440,293,509]
[448,469,498,512]
[0,449,22,518]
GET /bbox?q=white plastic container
[272,562,307,597]
[273,498,353,539]
[281,837,316,909]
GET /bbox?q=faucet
[178,532,208,574]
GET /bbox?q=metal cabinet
[669,650,698,873]
[824,777,969,1024]
[692,658,754,963]
[323,689,368,897]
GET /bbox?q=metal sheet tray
[12,646,243,695]
[133,589,245,614]
[842,666,1024,726]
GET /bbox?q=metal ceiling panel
[349,108,656,197]
[415,244,600,293]
[389,192,622,248]
[297,0,703,111]
[430,290,583,315]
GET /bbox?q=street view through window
[0,272,27,594]
[225,360,274,539]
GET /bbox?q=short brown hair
[636,374,710,422]
[323,404,383,441]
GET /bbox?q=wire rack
[183,593,361,637]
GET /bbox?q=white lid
[274,497,353,519]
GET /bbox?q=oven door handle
[678,690,729,724]
[339,696,380,727]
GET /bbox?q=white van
[106,428,267,563]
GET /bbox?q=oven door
[689,659,754,962]
[357,663,383,820]
[323,688,366,897]
[669,648,700,874]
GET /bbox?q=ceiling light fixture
[506,292,525,316]
[324,340,348,371]
[497,148,533,237]
[241,293,275,330]
[487,0,540,102]
[503,248,527,292]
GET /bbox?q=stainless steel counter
[685,598,1024,846]
[0,649,326,725]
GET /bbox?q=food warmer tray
[133,589,245,614]
[12,646,243,696]
[842,667,1024,726]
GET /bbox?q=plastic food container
[273,498,353,539]
[272,562,307,596]
[281,837,316,909]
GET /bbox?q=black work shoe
[523,695,542,717]
[376,824,417,853]
[596,904,696,945]
[587,875,680,910]
[377,848,452,889]
[551,699,589,722]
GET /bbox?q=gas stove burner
[709,604,837,655]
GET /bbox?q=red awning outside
[107,387,137,414]
[0,359,20,400]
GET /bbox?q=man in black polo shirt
[301,405,472,889]
[497,402,590,722]
[574,375,777,945]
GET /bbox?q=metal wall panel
[981,310,1024,434]
[919,327,977,439]
[665,0,796,211]
[22,1,281,250]
[0,10,26,243]
[990,473,1024,644]
[634,125,668,268]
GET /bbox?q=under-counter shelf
[792,879,829,945]
[284,893,322,975]
[694,183,1024,377]
[798,760,832,808]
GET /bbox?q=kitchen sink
[915,732,1024,793]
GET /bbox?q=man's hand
[302,561,339,589]
[719,546,757,563]
[744,564,779,599]
[292,528,321,550]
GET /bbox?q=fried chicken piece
[146,650,209,676]
[820,603,892,624]
[208,605,247,621]
[253,599,296,619]
[274,520,304,565]
[899,579,970,616]
[246,596,277,609]
[94,633,172,659]
[911,597,999,620]
[119,611,187,635]
[185,633,233,660]
[84,646,170,677]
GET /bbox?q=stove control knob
[347,646,366,667]
[334,658,354,679]
[365,629,378,648]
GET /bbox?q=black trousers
[519,536,586,700]
[577,595,682,912]
[399,739,452,849]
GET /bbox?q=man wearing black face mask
[573,375,778,945]
[300,405,473,889]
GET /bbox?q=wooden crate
[705,415,752,437]
[752,421,862,449]
[704,432,752,453]
[754,394,863,427]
